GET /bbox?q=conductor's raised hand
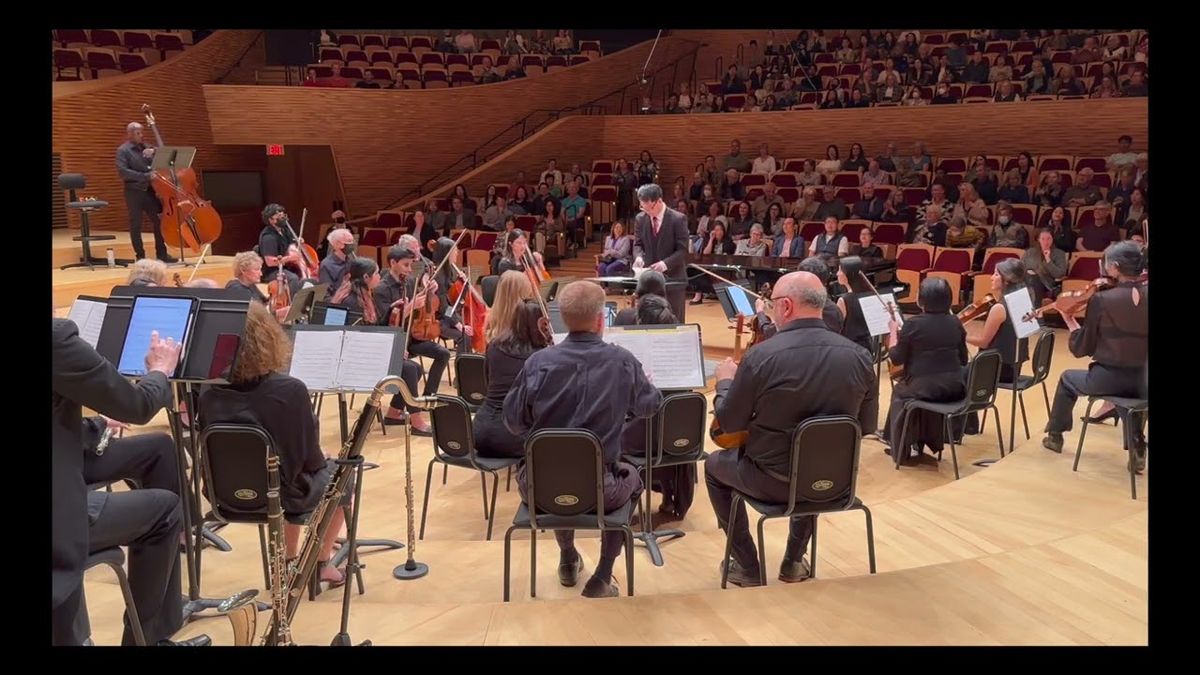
[144,330,182,376]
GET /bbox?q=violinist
[224,251,269,304]
[318,227,355,289]
[427,238,474,353]
[115,122,175,262]
[474,273,546,459]
[965,258,1030,383]
[125,258,168,287]
[881,278,968,463]
[257,204,304,296]
[336,255,432,434]
[371,244,453,401]
[1022,228,1069,306]
[705,271,876,586]
[1042,241,1148,470]
[835,256,876,353]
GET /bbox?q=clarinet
[260,375,409,645]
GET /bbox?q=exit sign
[266,144,285,156]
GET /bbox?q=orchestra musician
[319,227,356,289]
[427,237,474,353]
[503,281,661,598]
[52,319,208,646]
[1042,241,1148,472]
[257,204,305,296]
[474,273,548,459]
[496,230,546,276]
[199,302,352,587]
[882,278,969,462]
[613,270,667,326]
[335,255,432,434]
[224,251,270,304]
[115,122,175,262]
[834,256,877,353]
[706,271,877,586]
[752,256,845,339]
[965,258,1030,383]
[125,258,168,287]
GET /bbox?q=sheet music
[68,298,107,348]
[1004,288,1041,339]
[335,331,396,391]
[604,325,705,390]
[289,331,343,390]
[858,293,903,337]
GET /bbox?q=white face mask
[998,216,1011,225]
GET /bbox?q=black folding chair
[898,349,1006,479]
[84,547,145,646]
[623,392,708,567]
[199,424,364,599]
[503,429,637,601]
[421,395,522,540]
[983,329,1055,452]
[720,416,876,588]
[1072,373,1149,500]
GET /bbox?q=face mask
[998,216,1010,225]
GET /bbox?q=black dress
[840,290,876,353]
[473,342,536,458]
[884,313,969,456]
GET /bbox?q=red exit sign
[266,144,285,156]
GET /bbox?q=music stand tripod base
[392,561,429,580]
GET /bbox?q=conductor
[632,184,691,322]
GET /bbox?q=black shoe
[1086,408,1120,425]
[1129,444,1147,474]
[581,575,619,598]
[382,415,408,426]
[1042,433,1064,454]
[778,557,812,583]
[158,254,179,264]
[558,555,583,587]
[410,426,433,437]
[719,559,763,587]
[157,634,212,646]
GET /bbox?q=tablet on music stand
[117,295,197,377]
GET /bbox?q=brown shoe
[719,559,763,587]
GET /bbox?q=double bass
[141,104,222,252]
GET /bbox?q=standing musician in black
[257,204,305,296]
[882,278,969,462]
[115,122,176,262]
[1043,241,1148,471]
[706,271,877,586]
[632,183,691,322]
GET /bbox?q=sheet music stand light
[60,173,130,270]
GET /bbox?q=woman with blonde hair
[199,302,351,585]
[483,270,536,342]
[126,258,168,287]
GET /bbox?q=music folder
[286,325,407,392]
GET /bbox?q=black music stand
[151,146,198,267]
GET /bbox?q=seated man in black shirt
[199,302,351,585]
[706,271,877,586]
[257,204,305,296]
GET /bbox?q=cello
[141,104,222,253]
[447,260,488,353]
[281,208,320,280]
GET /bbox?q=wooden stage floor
[54,231,1148,646]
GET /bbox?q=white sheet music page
[68,299,107,348]
[1004,288,1042,339]
[289,330,343,391]
[604,325,705,389]
[858,293,903,337]
[335,331,395,391]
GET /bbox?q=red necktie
[652,215,660,236]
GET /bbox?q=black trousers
[1047,363,1146,445]
[666,284,687,323]
[389,359,425,414]
[52,433,184,645]
[409,338,451,397]
[123,187,168,259]
[517,462,642,562]
[885,372,966,453]
[704,450,814,573]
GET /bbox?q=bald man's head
[558,281,606,333]
[771,271,827,325]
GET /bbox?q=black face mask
[335,216,346,224]
[344,242,356,256]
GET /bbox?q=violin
[409,267,442,341]
[957,293,998,323]
[141,104,222,252]
[267,259,291,314]
[1022,277,1115,321]
[747,282,773,349]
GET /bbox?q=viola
[410,267,443,342]
[1022,277,1115,321]
[141,104,222,252]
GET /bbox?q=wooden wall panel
[396,98,1147,209]
[52,30,268,245]
[202,36,702,215]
